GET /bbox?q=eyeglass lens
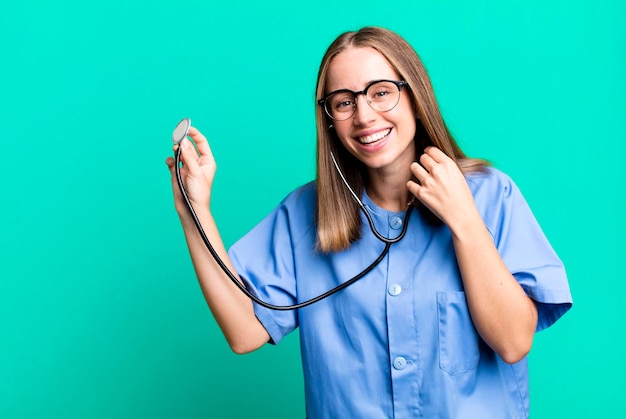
[325,81,402,121]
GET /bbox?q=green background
[1,0,624,417]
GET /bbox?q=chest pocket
[437,291,480,375]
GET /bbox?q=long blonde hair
[315,27,488,253]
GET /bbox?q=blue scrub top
[228,168,572,419]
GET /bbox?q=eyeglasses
[318,79,408,121]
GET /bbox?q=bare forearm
[178,208,270,354]
[450,211,538,364]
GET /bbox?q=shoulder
[465,167,532,233]
[466,167,517,195]
[280,182,317,244]
[240,181,317,249]
[279,181,316,213]
[465,167,524,209]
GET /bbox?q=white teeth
[358,128,391,144]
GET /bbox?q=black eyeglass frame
[318,79,409,121]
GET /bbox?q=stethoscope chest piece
[172,118,191,145]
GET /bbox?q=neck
[366,168,414,212]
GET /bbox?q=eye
[370,87,391,100]
[330,93,355,112]
[335,99,355,109]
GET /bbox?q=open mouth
[357,128,392,145]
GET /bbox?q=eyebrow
[327,79,387,94]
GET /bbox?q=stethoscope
[172,117,415,310]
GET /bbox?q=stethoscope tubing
[175,142,413,310]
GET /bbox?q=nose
[352,94,377,125]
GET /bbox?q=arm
[165,127,270,354]
[407,147,537,364]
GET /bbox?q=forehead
[326,46,400,92]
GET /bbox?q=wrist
[447,207,486,242]
[177,200,210,223]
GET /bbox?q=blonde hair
[315,27,488,253]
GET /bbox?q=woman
[166,26,572,418]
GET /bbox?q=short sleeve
[227,185,315,344]
[471,170,573,332]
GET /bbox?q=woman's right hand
[165,126,217,215]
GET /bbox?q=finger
[410,161,429,182]
[165,157,181,180]
[419,152,437,172]
[406,179,421,198]
[188,126,214,161]
[179,138,201,173]
[425,146,451,163]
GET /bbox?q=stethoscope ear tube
[173,121,413,310]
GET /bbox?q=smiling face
[325,46,417,175]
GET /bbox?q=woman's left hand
[407,146,478,230]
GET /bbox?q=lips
[356,128,392,145]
